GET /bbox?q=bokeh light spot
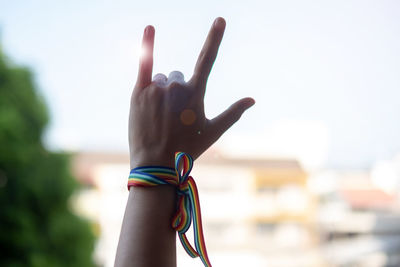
[180,109,196,126]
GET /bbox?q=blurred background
[1,0,400,266]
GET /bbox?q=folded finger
[153,73,168,86]
[167,71,185,86]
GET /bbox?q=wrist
[129,150,175,169]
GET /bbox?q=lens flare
[180,109,196,126]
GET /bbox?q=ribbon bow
[128,152,211,267]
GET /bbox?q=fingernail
[244,98,255,109]
[144,25,154,36]
[214,17,226,29]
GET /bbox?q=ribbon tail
[188,176,212,267]
[178,233,199,258]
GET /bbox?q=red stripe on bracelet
[128,152,212,267]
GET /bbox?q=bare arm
[115,18,255,267]
[115,186,177,267]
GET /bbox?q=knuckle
[233,111,243,122]
[149,81,164,90]
[154,73,166,78]
[167,81,183,89]
[169,70,183,76]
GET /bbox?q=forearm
[115,186,177,267]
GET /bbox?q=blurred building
[71,151,129,267]
[314,166,400,266]
[69,150,400,267]
[192,150,321,266]
[70,150,322,266]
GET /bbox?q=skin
[115,17,255,267]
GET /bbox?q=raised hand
[129,17,255,169]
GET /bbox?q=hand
[129,17,255,169]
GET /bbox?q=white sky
[1,0,400,168]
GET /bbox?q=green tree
[0,48,95,266]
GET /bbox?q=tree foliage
[0,48,95,267]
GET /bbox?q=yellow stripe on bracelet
[128,152,212,267]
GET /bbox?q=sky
[1,0,400,169]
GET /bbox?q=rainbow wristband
[128,152,212,267]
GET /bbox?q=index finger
[190,17,226,89]
[135,25,155,90]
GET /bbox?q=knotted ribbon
[128,152,211,267]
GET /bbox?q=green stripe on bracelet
[128,152,212,267]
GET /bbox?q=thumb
[208,97,255,141]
